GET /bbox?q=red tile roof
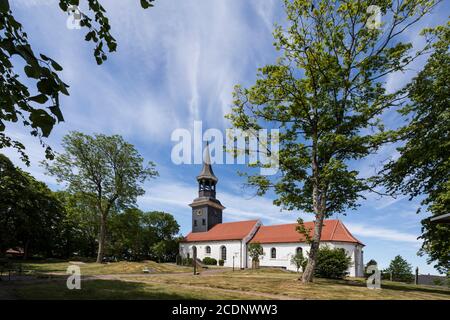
[250,220,363,245]
[182,220,259,242]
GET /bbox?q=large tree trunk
[96,214,107,263]
[301,213,325,283]
[301,128,326,283]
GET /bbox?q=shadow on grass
[320,278,450,296]
[379,283,450,296]
[13,279,201,300]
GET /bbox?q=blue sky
[4,0,449,274]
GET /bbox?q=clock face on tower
[195,209,202,216]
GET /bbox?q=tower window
[202,219,206,225]
[194,220,197,227]
[271,248,277,259]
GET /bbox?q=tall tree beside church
[0,0,154,164]
[380,24,450,274]
[43,132,158,263]
[227,0,438,283]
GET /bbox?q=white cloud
[346,222,420,244]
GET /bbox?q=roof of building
[430,213,450,224]
[182,220,259,242]
[249,219,364,245]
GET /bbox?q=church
[179,148,365,277]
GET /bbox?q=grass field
[2,261,449,300]
[18,260,192,276]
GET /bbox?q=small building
[179,145,365,277]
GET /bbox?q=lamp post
[232,255,235,272]
[193,248,197,275]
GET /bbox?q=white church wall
[179,240,246,268]
[254,242,364,277]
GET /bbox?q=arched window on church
[271,247,277,259]
[296,247,303,256]
[205,246,211,255]
[220,246,227,261]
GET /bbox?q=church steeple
[197,142,218,198]
[190,142,224,233]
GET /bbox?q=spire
[197,141,218,183]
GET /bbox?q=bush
[314,247,352,279]
[218,259,224,266]
[202,257,217,265]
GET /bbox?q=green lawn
[18,260,192,276]
[3,261,450,300]
[10,279,268,300]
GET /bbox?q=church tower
[189,143,225,233]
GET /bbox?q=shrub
[202,257,217,265]
[218,259,224,266]
[314,247,352,279]
[248,243,264,263]
[290,251,306,273]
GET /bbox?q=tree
[143,211,180,242]
[314,246,352,279]
[143,211,180,262]
[43,132,158,263]
[54,191,99,258]
[384,255,414,283]
[366,259,377,268]
[380,24,450,274]
[0,154,64,258]
[291,251,306,273]
[364,258,378,277]
[248,243,264,268]
[226,0,438,283]
[0,0,154,163]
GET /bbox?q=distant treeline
[0,154,180,262]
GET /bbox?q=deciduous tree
[227,0,438,283]
[380,24,449,274]
[0,0,154,163]
[0,154,64,258]
[248,243,264,268]
[43,132,158,262]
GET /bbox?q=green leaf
[49,105,64,122]
[37,78,56,95]
[29,109,55,137]
[24,65,41,79]
[40,54,50,61]
[50,60,63,71]
[29,94,49,104]
[140,0,153,9]
[0,0,10,13]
